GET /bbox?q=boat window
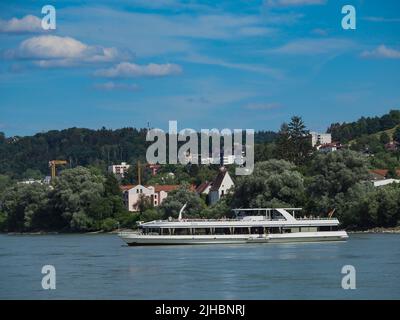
[233,227,249,234]
[271,211,285,220]
[160,228,170,235]
[193,228,211,235]
[267,227,280,234]
[147,228,161,235]
[319,226,331,231]
[251,227,264,234]
[215,228,231,235]
[301,227,318,232]
[175,228,190,235]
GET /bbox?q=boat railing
[142,216,337,223]
[296,217,337,220]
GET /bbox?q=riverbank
[348,227,400,234]
[4,227,400,235]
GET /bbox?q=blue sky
[0,0,399,136]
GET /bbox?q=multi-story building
[108,162,130,178]
[121,184,180,212]
[310,132,332,147]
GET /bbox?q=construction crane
[49,160,67,179]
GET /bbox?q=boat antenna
[178,203,187,221]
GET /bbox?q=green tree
[306,150,370,215]
[0,211,6,231]
[307,150,370,197]
[22,169,43,180]
[201,197,232,219]
[0,174,12,194]
[255,142,276,163]
[0,183,51,232]
[275,117,312,165]
[394,126,400,143]
[141,208,163,222]
[51,166,104,231]
[104,173,122,196]
[232,159,305,208]
[100,217,119,232]
[275,123,291,161]
[159,184,206,218]
[380,132,391,145]
[137,193,154,213]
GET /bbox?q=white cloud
[94,81,140,91]
[268,38,355,55]
[60,7,280,57]
[95,62,182,78]
[183,53,284,79]
[6,35,131,67]
[17,36,88,59]
[265,0,326,7]
[361,45,400,59]
[0,15,42,34]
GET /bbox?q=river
[0,233,399,299]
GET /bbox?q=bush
[140,208,163,222]
[116,211,140,229]
[0,212,7,231]
[101,218,119,232]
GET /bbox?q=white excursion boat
[118,205,348,246]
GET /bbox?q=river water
[0,233,399,299]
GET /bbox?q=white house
[208,167,235,205]
[316,143,339,153]
[373,179,400,187]
[310,132,332,147]
[108,162,130,178]
[18,179,43,185]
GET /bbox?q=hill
[327,110,400,143]
[0,127,277,179]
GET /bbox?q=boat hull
[119,231,348,246]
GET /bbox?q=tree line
[328,109,400,143]
[2,149,400,232]
[1,111,400,232]
[0,127,277,180]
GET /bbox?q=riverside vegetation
[1,111,400,233]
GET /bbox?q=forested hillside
[328,109,400,142]
[0,128,277,179]
[0,127,150,178]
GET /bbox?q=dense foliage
[0,167,132,232]
[1,111,400,232]
[328,109,400,143]
[0,127,276,180]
